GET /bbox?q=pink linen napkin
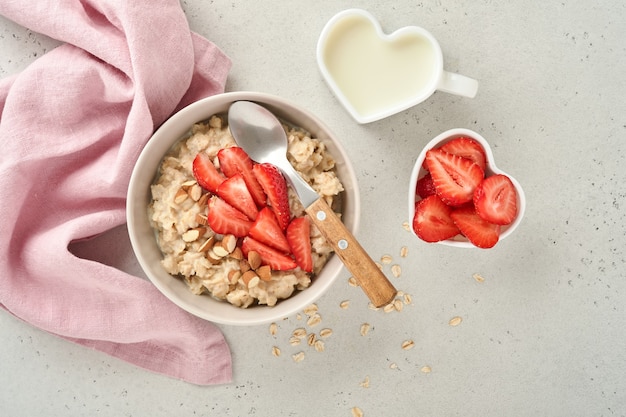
[0,0,233,385]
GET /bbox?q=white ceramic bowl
[127,92,360,325]
[408,128,525,248]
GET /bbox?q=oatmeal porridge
[149,114,344,308]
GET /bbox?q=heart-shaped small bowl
[408,128,526,248]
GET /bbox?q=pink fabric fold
[0,0,233,385]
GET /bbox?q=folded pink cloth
[0,0,233,385]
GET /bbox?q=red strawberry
[248,207,291,253]
[241,236,297,271]
[412,195,460,242]
[217,173,259,221]
[473,174,518,225]
[192,152,225,193]
[207,196,252,237]
[286,217,313,272]
[439,137,487,171]
[217,147,267,207]
[253,163,291,230]
[425,148,484,206]
[416,173,437,199]
[450,206,500,248]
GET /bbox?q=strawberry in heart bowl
[408,128,525,248]
[127,92,359,325]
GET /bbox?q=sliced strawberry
[253,163,291,230]
[241,236,297,271]
[425,148,484,206]
[248,207,291,253]
[416,173,437,199]
[192,152,225,193]
[217,147,267,206]
[473,174,518,225]
[217,173,259,221]
[439,136,487,171]
[450,206,500,248]
[207,196,252,237]
[286,217,313,272]
[412,195,460,242]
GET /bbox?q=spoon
[228,101,397,307]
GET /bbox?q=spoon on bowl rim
[228,101,397,308]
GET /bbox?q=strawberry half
[217,147,267,207]
[473,174,518,225]
[248,207,290,253]
[192,152,225,193]
[241,236,297,271]
[412,195,460,242]
[286,216,313,272]
[450,206,500,249]
[416,173,437,199]
[253,163,291,230]
[439,136,487,171]
[425,148,484,206]
[207,196,252,237]
[217,173,259,221]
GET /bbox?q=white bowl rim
[127,91,360,325]
[407,128,526,248]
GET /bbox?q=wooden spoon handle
[305,198,397,307]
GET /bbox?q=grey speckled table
[2,1,625,416]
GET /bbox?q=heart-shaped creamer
[317,9,478,124]
[408,129,526,248]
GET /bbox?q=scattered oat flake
[319,328,333,338]
[360,323,370,336]
[296,313,302,320]
[421,365,432,373]
[403,293,413,305]
[393,299,404,312]
[307,313,322,327]
[401,340,415,350]
[391,264,402,278]
[473,273,485,283]
[339,300,350,309]
[348,276,358,287]
[449,316,463,326]
[289,336,301,346]
[359,376,370,388]
[351,407,364,417]
[292,351,305,363]
[380,254,393,264]
[402,221,410,231]
[269,322,278,336]
[368,303,379,311]
[303,304,318,316]
[400,246,408,258]
[271,346,281,357]
[383,303,395,313]
[292,328,307,338]
[314,339,325,352]
[307,333,316,346]
[389,362,398,369]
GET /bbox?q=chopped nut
[339,300,350,309]
[227,270,241,284]
[380,254,393,264]
[195,213,208,225]
[174,188,188,204]
[230,246,244,260]
[242,270,259,287]
[256,265,272,281]
[239,259,251,273]
[197,193,209,207]
[391,264,402,278]
[449,316,463,327]
[292,352,305,363]
[319,328,333,338]
[306,313,322,327]
[248,251,262,270]
[313,339,325,352]
[400,246,408,258]
[269,322,278,336]
[401,340,415,350]
[351,407,364,417]
[182,228,200,242]
[360,323,370,336]
[473,273,485,283]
